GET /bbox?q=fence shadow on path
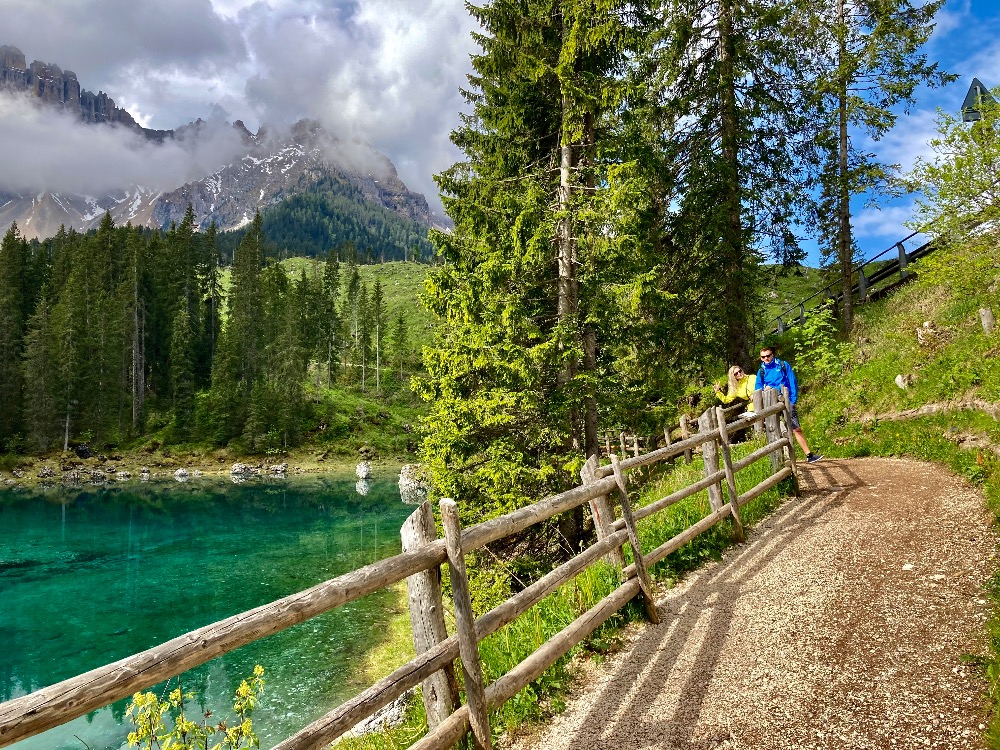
[549,460,868,750]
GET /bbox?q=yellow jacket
[715,374,756,411]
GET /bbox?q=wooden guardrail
[0,388,798,750]
[767,229,935,336]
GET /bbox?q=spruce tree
[322,251,341,386]
[804,0,952,331]
[170,304,197,438]
[390,309,410,386]
[371,280,388,392]
[0,224,29,443]
[211,213,265,441]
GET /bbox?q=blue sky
[844,0,1000,266]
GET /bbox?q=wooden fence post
[663,425,673,449]
[680,414,692,463]
[581,455,625,568]
[440,499,493,750]
[751,390,764,436]
[697,409,724,512]
[604,431,612,457]
[609,454,660,625]
[762,388,783,474]
[714,406,745,542]
[780,386,798,477]
[401,502,460,730]
[798,303,805,325]
[858,267,868,302]
[898,242,909,279]
[633,435,641,458]
[980,307,995,335]
[619,431,627,456]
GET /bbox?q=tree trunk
[837,0,854,333]
[719,0,749,364]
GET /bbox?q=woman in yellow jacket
[713,365,756,412]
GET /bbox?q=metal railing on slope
[766,229,935,336]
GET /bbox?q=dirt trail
[504,458,996,750]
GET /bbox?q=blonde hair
[726,365,745,395]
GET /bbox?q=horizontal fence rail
[767,229,934,336]
[0,388,800,750]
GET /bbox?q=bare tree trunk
[719,0,749,364]
[837,0,854,333]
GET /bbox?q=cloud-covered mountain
[0,44,444,244]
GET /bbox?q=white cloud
[0,93,249,194]
[852,203,917,241]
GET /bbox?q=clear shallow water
[0,474,417,750]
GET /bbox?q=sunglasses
[760,353,774,361]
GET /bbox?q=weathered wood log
[624,505,733,577]
[440,499,492,750]
[732,438,791,473]
[680,414,693,463]
[401,502,459,729]
[781,386,798,479]
[280,525,633,750]
[0,540,450,748]
[271,635,460,750]
[461,476,616,554]
[738,466,793,507]
[751,390,764,435]
[592,426,725,480]
[486,577,642,707]
[611,469,726,532]
[762,388,784,474]
[409,579,644,750]
[273,527,633,750]
[619,431,628,456]
[697,409,724,512]
[715,406,745,542]
[581,455,625,568]
[610,454,660,624]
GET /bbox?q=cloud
[1,0,246,129]
[236,0,478,213]
[852,203,919,242]
[0,92,249,195]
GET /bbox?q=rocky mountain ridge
[0,44,442,243]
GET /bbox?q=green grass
[338,436,796,748]
[764,264,835,322]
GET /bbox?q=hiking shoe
[806,453,823,463]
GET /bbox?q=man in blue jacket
[755,345,822,463]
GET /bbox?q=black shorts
[788,404,801,430]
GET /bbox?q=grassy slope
[786,247,1000,744]
[763,264,835,321]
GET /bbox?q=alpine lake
[0,470,421,749]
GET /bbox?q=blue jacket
[755,358,798,404]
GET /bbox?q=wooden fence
[0,388,797,750]
[767,230,935,336]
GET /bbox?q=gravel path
[504,458,996,750]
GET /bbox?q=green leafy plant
[125,665,265,750]
[791,307,847,384]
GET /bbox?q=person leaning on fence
[713,365,756,413]
[755,346,823,464]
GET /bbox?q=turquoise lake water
[0,473,418,750]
